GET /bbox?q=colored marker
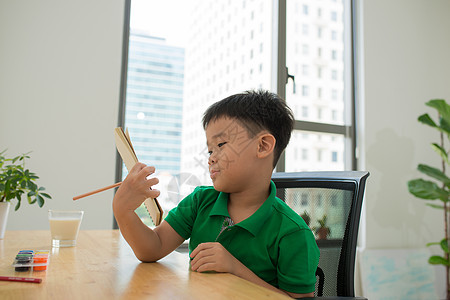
[0,276,42,283]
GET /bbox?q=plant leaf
[431,143,450,164]
[4,180,10,196]
[441,238,449,253]
[427,99,450,122]
[426,203,450,210]
[426,241,440,247]
[40,193,52,199]
[27,181,37,191]
[36,194,44,207]
[408,179,449,201]
[428,255,450,266]
[418,113,437,128]
[14,199,21,211]
[440,116,450,134]
[417,164,450,186]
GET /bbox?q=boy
[113,90,320,298]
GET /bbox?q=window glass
[285,0,350,172]
[125,0,272,225]
[122,0,354,226]
[285,131,344,171]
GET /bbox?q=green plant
[0,150,52,211]
[314,214,330,239]
[407,99,450,300]
[300,210,311,226]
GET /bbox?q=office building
[180,0,345,185]
[124,30,185,175]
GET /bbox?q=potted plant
[300,210,311,226]
[407,99,450,300]
[314,214,330,240]
[0,150,52,238]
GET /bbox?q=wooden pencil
[73,182,122,201]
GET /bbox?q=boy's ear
[257,133,276,158]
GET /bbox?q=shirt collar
[209,190,230,217]
[209,181,277,236]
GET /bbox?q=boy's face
[205,117,260,192]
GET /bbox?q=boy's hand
[113,162,160,214]
[190,242,239,274]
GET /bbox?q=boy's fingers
[140,165,156,178]
[146,177,159,186]
[190,242,215,258]
[130,162,146,173]
[191,250,215,270]
[146,188,160,199]
[196,263,215,273]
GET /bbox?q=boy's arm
[113,162,184,262]
[115,214,184,262]
[190,242,314,298]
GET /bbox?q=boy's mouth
[210,169,219,179]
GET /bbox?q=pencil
[73,182,122,201]
[0,276,42,283]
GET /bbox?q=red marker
[0,276,42,283]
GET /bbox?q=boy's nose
[208,155,216,165]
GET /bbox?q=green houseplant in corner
[0,150,52,239]
[407,99,450,300]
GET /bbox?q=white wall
[362,0,450,251]
[0,0,125,230]
[360,0,450,297]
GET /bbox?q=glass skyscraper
[124,30,184,175]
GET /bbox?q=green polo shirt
[165,181,319,294]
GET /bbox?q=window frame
[114,0,358,227]
[273,0,357,172]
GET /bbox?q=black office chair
[271,171,369,299]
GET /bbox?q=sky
[130,0,189,47]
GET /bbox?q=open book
[114,127,163,226]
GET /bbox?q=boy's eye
[207,142,227,156]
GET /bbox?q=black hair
[202,90,295,168]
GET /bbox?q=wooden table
[0,230,290,299]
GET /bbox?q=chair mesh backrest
[272,171,369,297]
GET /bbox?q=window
[331,69,338,80]
[302,149,308,160]
[332,49,337,60]
[302,64,309,76]
[302,44,309,55]
[303,5,309,15]
[302,106,308,118]
[302,24,309,35]
[118,0,356,226]
[331,11,338,22]
[316,194,323,206]
[332,151,338,162]
[302,85,309,97]
[301,193,309,206]
[331,30,337,40]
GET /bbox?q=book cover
[114,127,163,226]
